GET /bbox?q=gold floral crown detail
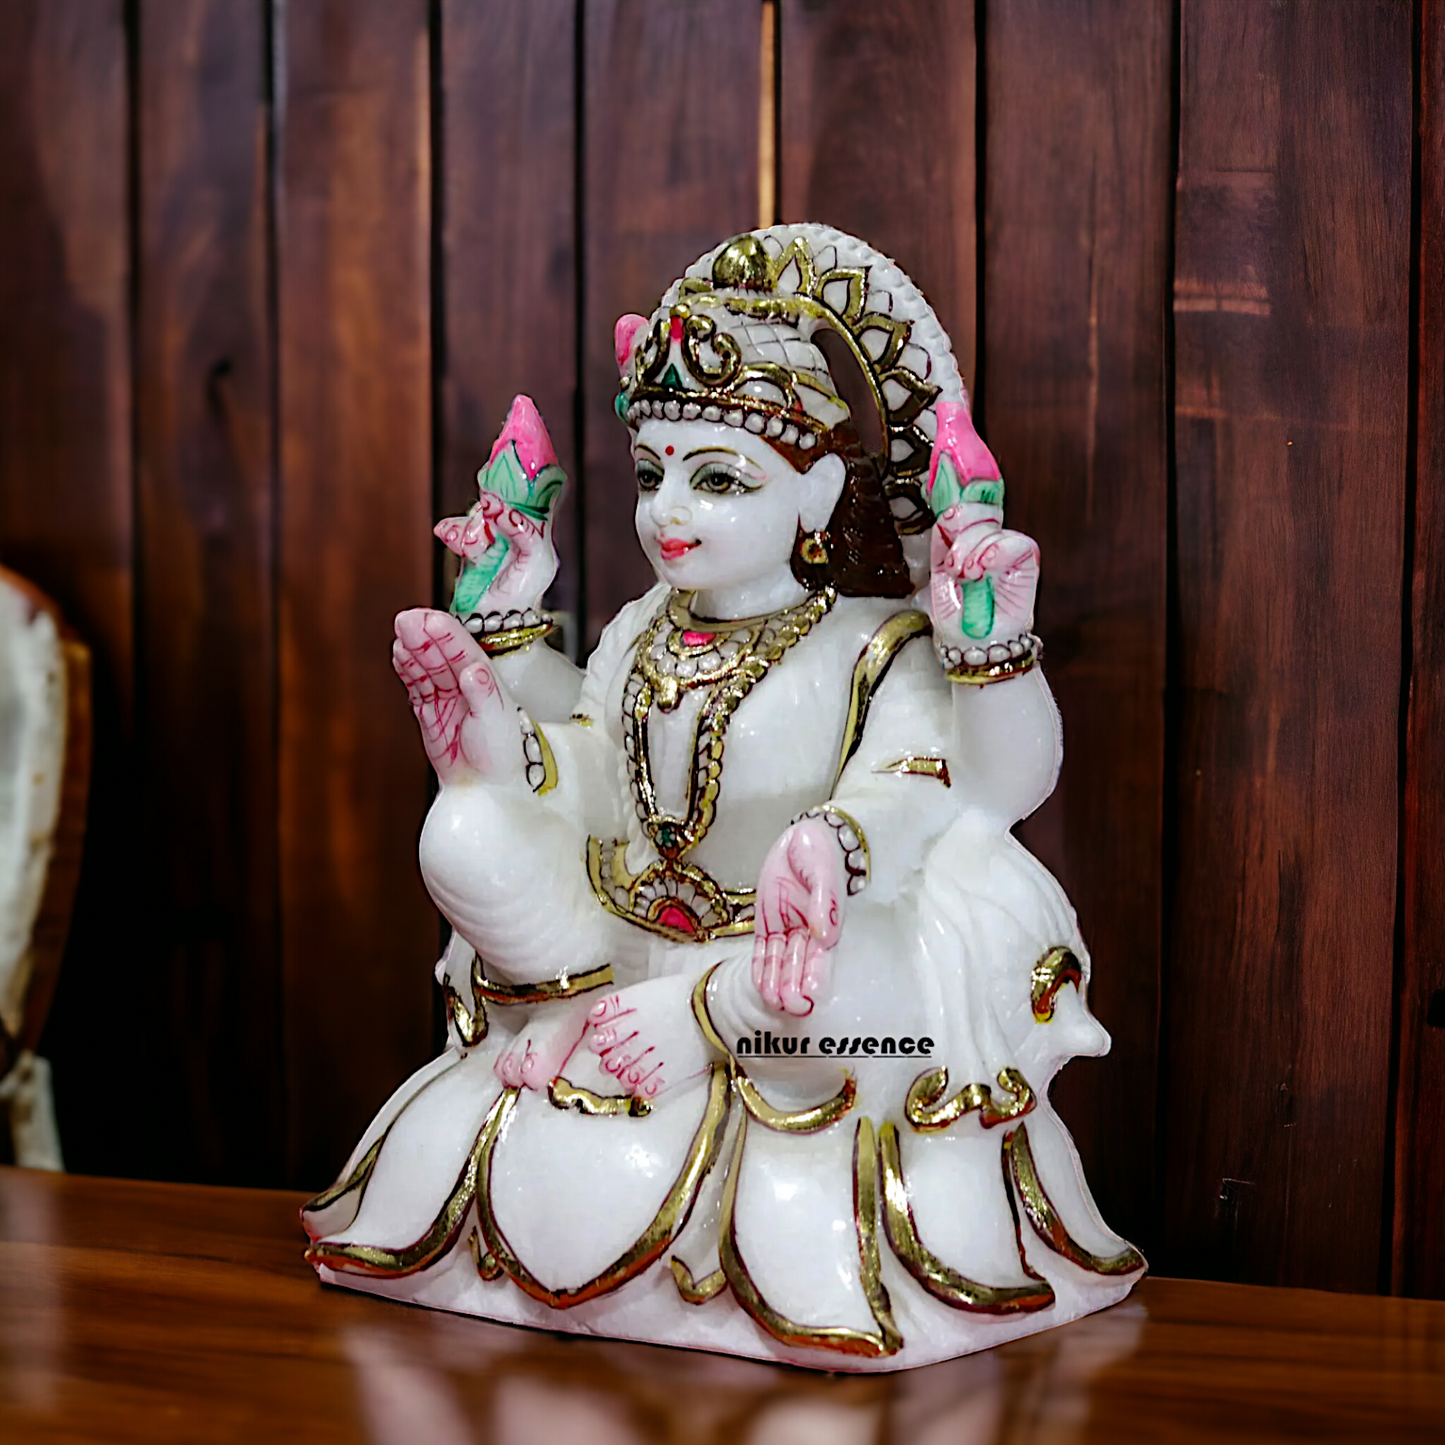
[619,233,943,528]
[625,304,833,448]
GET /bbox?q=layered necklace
[588,585,834,943]
[625,585,836,860]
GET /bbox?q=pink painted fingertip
[486,394,559,478]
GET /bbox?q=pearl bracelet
[938,631,1041,686]
[799,805,870,896]
[462,607,556,656]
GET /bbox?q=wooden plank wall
[1167,0,1411,1293]
[982,0,1172,1257]
[581,0,762,645]
[135,0,282,1183]
[440,0,580,632]
[0,0,1438,1299]
[1398,0,1445,1301]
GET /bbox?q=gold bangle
[472,960,613,1005]
[477,619,556,656]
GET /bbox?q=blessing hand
[752,817,845,1017]
[392,608,519,786]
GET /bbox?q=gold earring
[798,530,830,566]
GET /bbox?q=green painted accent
[615,390,630,420]
[479,443,528,505]
[960,575,996,639]
[446,444,568,617]
[928,453,1007,518]
[451,559,498,616]
[961,478,1005,508]
[523,464,566,520]
[929,454,964,515]
[660,361,685,389]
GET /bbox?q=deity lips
[658,537,698,562]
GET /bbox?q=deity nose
[650,473,692,527]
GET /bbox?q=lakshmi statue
[302,225,1144,1371]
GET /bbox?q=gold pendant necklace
[626,586,836,859]
[636,590,805,710]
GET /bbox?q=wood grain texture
[1165,0,1411,1290]
[0,0,139,1177]
[276,0,436,1188]
[440,0,581,648]
[1395,0,1445,1301]
[134,0,283,1185]
[1,1166,1443,1442]
[581,0,761,644]
[981,0,1172,1255]
[0,0,132,689]
[780,0,977,384]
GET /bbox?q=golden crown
[618,228,963,534]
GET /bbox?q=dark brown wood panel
[581,0,761,643]
[0,0,138,1176]
[0,0,132,684]
[1166,0,1411,1290]
[1396,0,1445,1301]
[276,0,436,1187]
[981,0,1172,1255]
[780,0,977,384]
[440,0,581,647]
[134,0,282,1185]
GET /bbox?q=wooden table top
[1,1166,1441,1443]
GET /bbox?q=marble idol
[302,225,1144,1371]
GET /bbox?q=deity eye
[635,459,664,492]
[690,463,757,496]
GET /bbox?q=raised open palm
[392,608,517,786]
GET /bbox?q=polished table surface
[0,1166,1441,1443]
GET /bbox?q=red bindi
[664,445,674,456]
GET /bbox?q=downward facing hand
[752,816,845,1017]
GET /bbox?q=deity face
[631,418,845,606]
